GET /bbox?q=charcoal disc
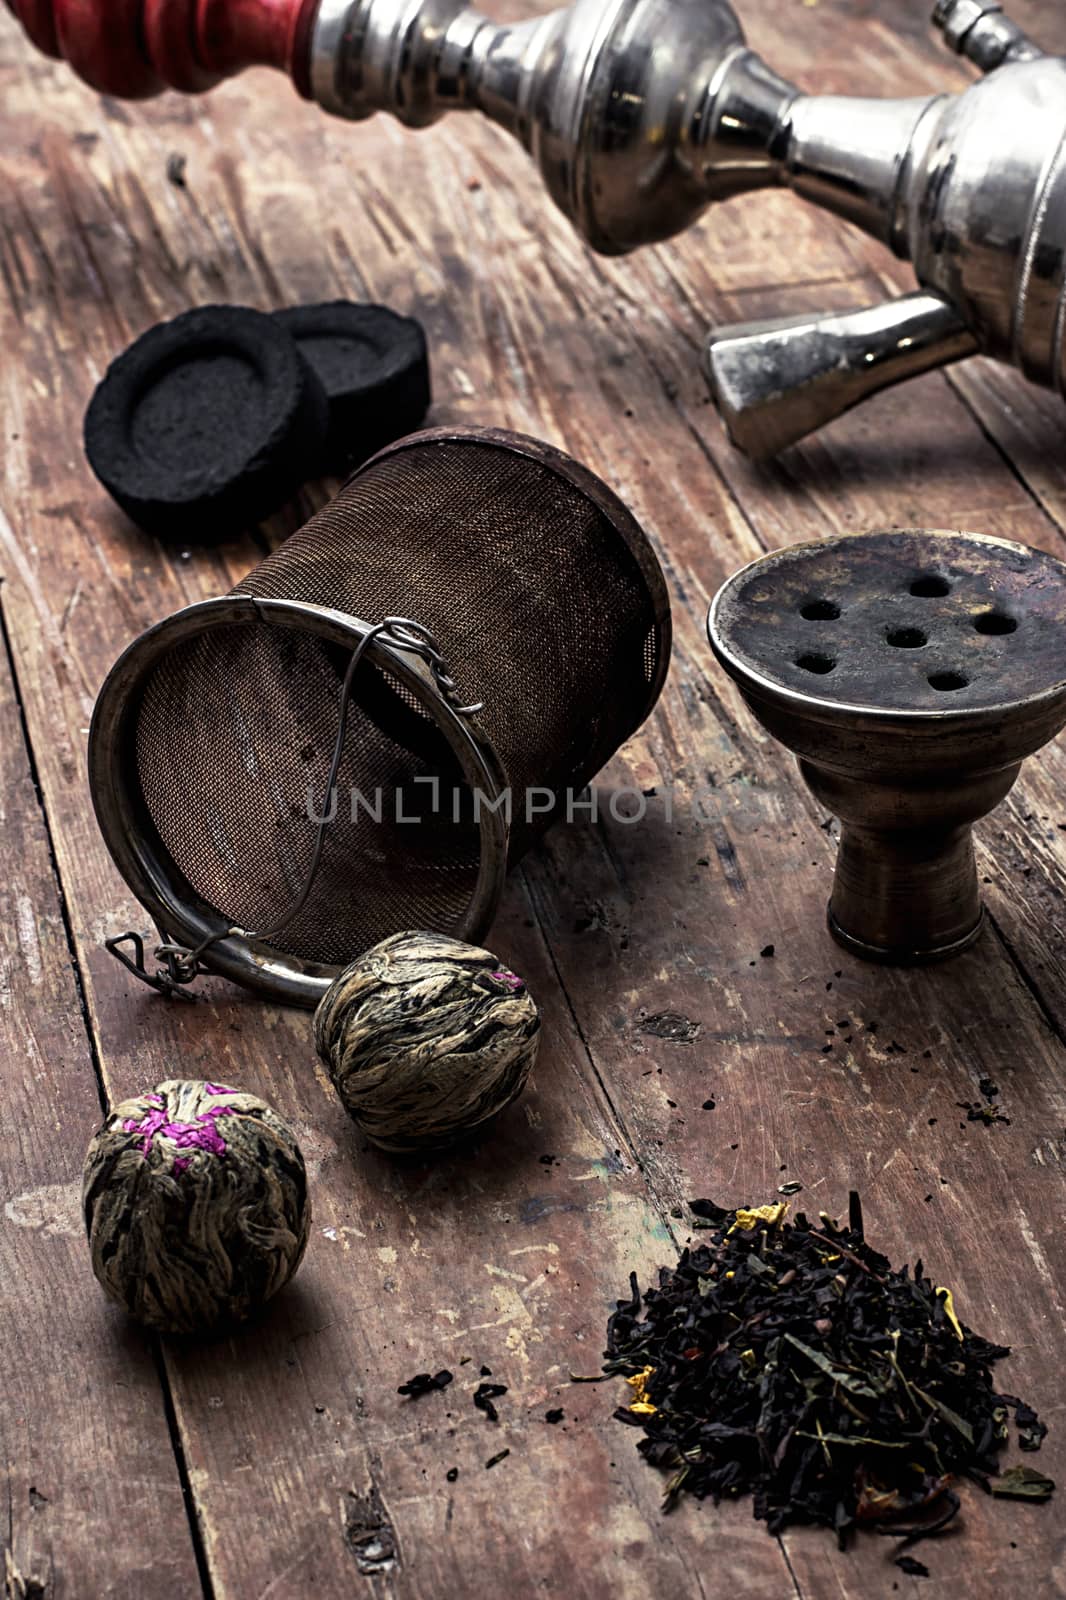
[273,302,431,471]
[84,304,329,541]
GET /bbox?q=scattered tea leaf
[1007,1397,1049,1452]
[990,1466,1055,1501]
[784,1334,882,1399]
[958,1098,1010,1126]
[936,1286,965,1342]
[604,1195,1051,1549]
[473,1382,508,1423]
[397,1370,453,1399]
[895,1555,930,1577]
[796,1431,910,1449]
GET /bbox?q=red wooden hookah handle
[3,0,320,97]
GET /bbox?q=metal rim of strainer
[88,593,510,1007]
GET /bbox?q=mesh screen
[132,434,665,968]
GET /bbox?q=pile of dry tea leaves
[605,1195,1054,1547]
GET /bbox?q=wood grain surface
[2,2,1066,1596]
[0,593,202,1597]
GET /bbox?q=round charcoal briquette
[315,931,540,1153]
[83,1079,310,1334]
[83,305,329,540]
[273,302,430,471]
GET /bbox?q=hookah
[5,0,1064,457]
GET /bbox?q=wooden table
[2,2,1066,1595]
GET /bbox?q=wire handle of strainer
[106,616,484,999]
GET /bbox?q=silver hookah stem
[308,0,938,254]
[305,0,1064,457]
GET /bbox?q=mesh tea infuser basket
[89,426,671,1006]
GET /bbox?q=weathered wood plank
[512,421,1066,1599]
[150,904,802,1600]
[0,26,801,1600]
[0,603,204,1599]
[418,3,1066,1593]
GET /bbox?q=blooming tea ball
[315,931,540,1152]
[83,1080,310,1335]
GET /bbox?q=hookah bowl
[707,530,1066,964]
[5,0,1065,454]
